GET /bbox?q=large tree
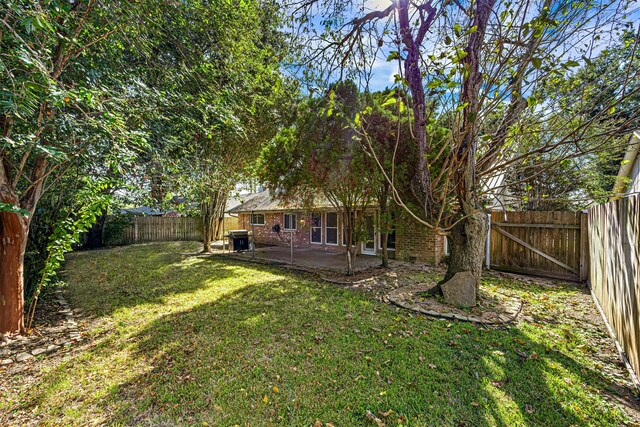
[357,91,414,267]
[259,81,376,275]
[131,0,291,252]
[289,0,639,298]
[0,1,151,333]
[0,0,292,333]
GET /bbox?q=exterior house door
[361,213,376,255]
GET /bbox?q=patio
[221,245,382,272]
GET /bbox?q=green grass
[2,242,635,426]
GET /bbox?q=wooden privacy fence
[122,217,203,243]
[588,195,639,378]
[489,211,588,281]
[110,216,239,245]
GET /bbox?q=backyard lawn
[1,242,638,426]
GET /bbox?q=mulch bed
[385,283,522,324]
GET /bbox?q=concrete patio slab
[222,245,381,272]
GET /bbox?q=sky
[291,0,640,92]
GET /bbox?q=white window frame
[361,212,377,255]
[250,213,265,226]
[283,212,297,231]
[310,212,322,244]
[325,212,338,246]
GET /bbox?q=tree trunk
[431,0,494,301]
[0,210,29,334]
[443,211,488,292]
[346,246,357,276]
[397,0,435,216]
[378,191,390,268]
[202,204,214,252]
[343,208,358,276]
[201,189,227,252]
[212,192,227,240]
[380,233,389,268]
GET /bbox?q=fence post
[580,212,588,282]
[134,218,139,243]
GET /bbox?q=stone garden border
[385,284,523,325]
[0,288,82,366]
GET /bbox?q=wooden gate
[489,211,588,281]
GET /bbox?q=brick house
[227,190,445,265]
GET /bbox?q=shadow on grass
[63,242,245,315]
[103,276,630,425]
[22,247,634,426]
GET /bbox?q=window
[379,213,396,250]
[387,228,396,250]
[311,212,322,244]
[380,228,396,250]
[326,212,338,245]
[250,213,265,226]
[284,212,297,230]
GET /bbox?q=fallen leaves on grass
[378,409,394,418]
[366,410,385,426]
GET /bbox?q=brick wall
[395,211,445,265]
[235,210,444,264]
[237,212,342,252]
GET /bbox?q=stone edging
[0,288,82,366]
[385,284,523,325]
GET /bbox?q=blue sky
[289,0,640,93]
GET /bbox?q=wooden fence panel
[588,195,640,378]
[223,216,239,233]
[108,216,240,245]
[110,216,204,244]
[489,210,584,280]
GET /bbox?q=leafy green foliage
[25,178,113,329]
[102,212,135,246]
[0,202,29,217]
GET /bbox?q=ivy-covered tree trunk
[439,0,494,298]
[0,209,29,334]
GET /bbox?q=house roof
[226,193,260,211]
[226,189,343,213]
[120,206,167,216]
[227,189,304,213]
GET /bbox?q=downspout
[611,132,640,200]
